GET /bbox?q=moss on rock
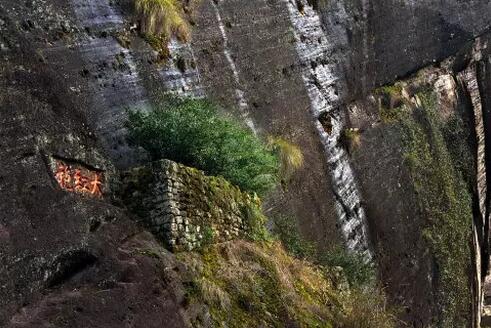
[178,240,396,328]
[395,90,473,326]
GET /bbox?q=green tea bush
[126,97,279,195]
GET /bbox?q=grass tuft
[268,136,304,183]
[135,0,190,41]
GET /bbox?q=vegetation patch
[379,104,408,123]
[135,0,189,40]
[376,83,408,123]
[144,33,171,60]
[134,0,189,58]
[271,215,316,260]
[375,84,403,97]
[396,91,473,326]
[178,240,395,328]
[272,215,375,288]
[340,128,361,152]
[241,203,270,242]
[126,96,304,196]
[267,136,304,186]
[440,112,475,189]
[318,247,375,289]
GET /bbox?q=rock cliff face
[2,0,491,327]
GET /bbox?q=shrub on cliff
[126,97,279,195]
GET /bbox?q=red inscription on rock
[54,161,104,198]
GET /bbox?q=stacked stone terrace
[122,159,262,251]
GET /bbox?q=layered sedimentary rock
[284,0,371,259]
[2,0,491,326]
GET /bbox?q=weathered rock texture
[314,0,491,98]
[0,2,196,327]
[122,160,262,251]
[345,35,491,326]
[2,0,491,326]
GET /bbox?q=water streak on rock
[160,38,205,97]
[210,0,257,133]
[283,0,371,259]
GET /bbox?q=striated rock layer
[2,0,491,326]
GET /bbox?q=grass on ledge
[178,240,396,328]
[135,0,189,40]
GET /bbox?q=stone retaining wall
[121,160,263,251]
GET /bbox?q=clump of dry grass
[339,288,395,328]
[268,136,304,183]
[178,240,396,327]
[135,0,190,42]
[341,128,361,152]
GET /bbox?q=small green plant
[319,246,375,288]
[375,84,403,97]
[272,215,316,259]
[376,83,408,123]
[380,105,407,123]
[201,226,215,249]
[144,33,171,59]
[126,96,279,196]
[135,0,189,41]
[341,128,361,151]
[242,204,270,241]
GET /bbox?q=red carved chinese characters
[90,173,103,197]
[54,161,104,198]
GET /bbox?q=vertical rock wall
[191,0,343,250]
[347,60,484,326]
[69,0,149,167]
[459,65,486,328]
[283,0,371,258]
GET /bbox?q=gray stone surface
[122,160,262,252]
[2,0,491,325]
